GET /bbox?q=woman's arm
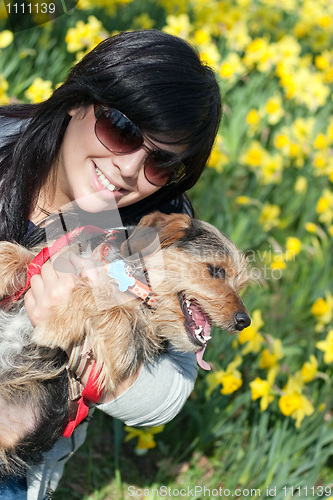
[96,348,197,426]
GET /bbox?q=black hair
[0,347,69,479]
[0,30,222,243]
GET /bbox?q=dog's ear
[120,212,192,260]
[0,242,32,298]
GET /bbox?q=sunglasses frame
[93,103,186,187]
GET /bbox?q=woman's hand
[24,253,99,327]
[24,252,142,399]
[24,260,78,327]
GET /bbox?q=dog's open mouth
[179,292,212,371]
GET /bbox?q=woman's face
[53,105,182,213]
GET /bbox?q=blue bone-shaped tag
[107,260,135,292]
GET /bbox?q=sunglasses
[93,104,186,187]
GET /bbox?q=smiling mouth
[95,165,123,192]
[178,292,212,371]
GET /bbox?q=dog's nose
[234,312,251,331]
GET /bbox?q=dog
[0,211,251,478]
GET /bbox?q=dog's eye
[207,265,226,279]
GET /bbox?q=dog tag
[107,260,135,292]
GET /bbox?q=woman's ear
[67,106,90,118]
[68,107,82,117]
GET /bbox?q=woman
[0,30,222,499]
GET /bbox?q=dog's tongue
[189,301,212,371]
[196,345,211,371]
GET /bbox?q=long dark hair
[0,30,222,243]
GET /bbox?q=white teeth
[204,335,212,341]
[95,166,121,192]
[186,300,192,314]
[194,326,203,335]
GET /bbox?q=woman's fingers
[24,261,77,327]
[69,253,101,283]
[24,253,103,327]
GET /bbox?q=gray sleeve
[27,350,198,500]
[95,347,198,426]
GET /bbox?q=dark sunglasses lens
[145,152,185,186]
[95,109,143,153]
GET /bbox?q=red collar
[62,361,103,438]
[0,226,110,308]
[1,225,158,437]
[1,225,158,306]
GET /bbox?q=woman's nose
[112,148,147,179]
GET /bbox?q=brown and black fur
[0,211,251,477]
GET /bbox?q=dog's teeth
[194,326,203,335]
[204,335,212,341]
[186,300,191,309]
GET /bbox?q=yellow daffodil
[243,37,275,72]
[264,94,285,125]
[316,330,333,364]
[207,136,229,173]
[78,0,132,15]
[124,425,165,452]
[206,370,225,397]
[316,189,333,226]
[270,259,286,271]
[220,372,243,395]
[314,133,328,150]
[274,133,289,150]
[304,222,319,234]
[240,141,266,167]
[311,291,333,331]
[236,196,249,205]
[0,74,9,104]
[285,237,302,259]
[65,16,107,55]
[260,152,284,184]
[220,52,246,84]
[197,41,221,70]
[162,14,192,39]
[246,109,260,126]
[278,373,314,428]
[259,339,284,369]
[301,355,318,383]
[25,77,52,103]
[206,356,243,396]
[158,0,188,15]
[294,176,308,194]
[259,203,281,231]
[238,310,264,355]
[0,30,13,48]
[250,367,277,411]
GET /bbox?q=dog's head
[105,211,251,370]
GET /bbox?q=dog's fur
[0,212,250,478]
